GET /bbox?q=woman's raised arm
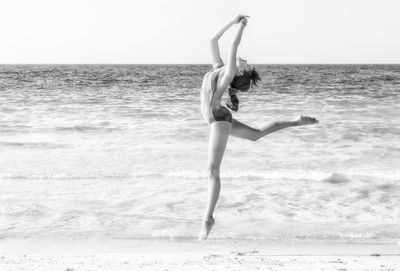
[210,15,248,68]
[218,17,248,89]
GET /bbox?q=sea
[0,64,399,243]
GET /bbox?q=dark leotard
[200,66,232,125]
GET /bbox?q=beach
[2,0,400,268]
[1,64,399,270]
[1,239,399,271]
[1,64,399,241]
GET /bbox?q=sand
[0,239,399,271]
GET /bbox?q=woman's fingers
[233,14,250,24]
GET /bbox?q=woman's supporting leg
[199,121,232,240]
[230,115,318,141]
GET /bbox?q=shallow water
[0,64,399,241]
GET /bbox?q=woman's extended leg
[230,115,318,141]
[199,121,232,240]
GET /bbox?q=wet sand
[0,239,399,271]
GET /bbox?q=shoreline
[1,238,399,271]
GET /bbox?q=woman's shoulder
[211,65,225,76]
[204,64,225,78]
[212,63,224,69]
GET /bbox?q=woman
[199,15,318,240]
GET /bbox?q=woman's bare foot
[294,115,319,126]
[198,216,215,241]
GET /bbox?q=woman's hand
[232,14,249,24]
[226,94,239,112]
[240,17,248,26]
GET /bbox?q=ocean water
[0,64,399,242]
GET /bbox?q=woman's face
[236,57,252,74]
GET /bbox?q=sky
[0,0,399,64]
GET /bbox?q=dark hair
[230,68,261,92]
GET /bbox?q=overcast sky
[1,0,399,64]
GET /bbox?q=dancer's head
[231,57,261,92]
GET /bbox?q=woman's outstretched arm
[210,15,248,68]
[218,17,248,90]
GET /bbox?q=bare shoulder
[215,69,229,93]
[216,68,234,93]
[212,63,224,69]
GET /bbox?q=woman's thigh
[208,121,232,168]
[230,118,259,141]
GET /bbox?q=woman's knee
[207,164,220,178]
[251,131,262,141]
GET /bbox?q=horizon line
[1,63,400,65]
